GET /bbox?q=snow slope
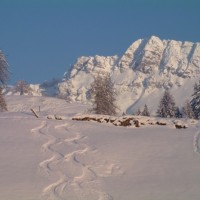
[0,96,200,200]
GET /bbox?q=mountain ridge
[4,36,200,114]
[57,35,200,114]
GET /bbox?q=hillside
[0,95,200,200]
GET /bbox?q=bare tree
[0,51,9,111]
[0,87,7,111]
[14,80,32,95]
[91,72,118,115]
[0,51,9,85]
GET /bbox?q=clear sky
[0,0,199,84]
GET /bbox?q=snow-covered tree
[182,99,194,119]
[14,80,32,95]
[0,51,9,111]
[0,87,7,111]
[157,90,176,118]
[141,104,150,116]
[91,72,117,115]
[0,51,9,85]
[57,91,73,102]
[191,80,200,119]
[193,82,200,93]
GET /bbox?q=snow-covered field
[1,96,200,200]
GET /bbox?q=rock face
[51,36,200,114]
[119,36,164,73]
[118,36,200,76]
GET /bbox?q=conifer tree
[141,104,150,116]
[91,72,117,115]
[193,82,200,93]
[175,107,182,118]
[122,112,126,116]
[157,90,176,118]
[191,80,200,119]
[182,99,194,118]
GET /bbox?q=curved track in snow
[31,120,119,200]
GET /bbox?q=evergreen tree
[141,104,150,116]
[191,80,200,119]
[182,99,195,118]
[194,82,200,93]
[91,72,118,115]
[175,107,182,118]
[157,90,176,118]
[122,112,126,116]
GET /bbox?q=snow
[0,95,200,200]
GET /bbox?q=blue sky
[0,0,199,84]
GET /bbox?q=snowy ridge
[57,36,200,114]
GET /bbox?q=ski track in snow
[31,120,120,200]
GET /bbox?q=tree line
[91,73,200,120]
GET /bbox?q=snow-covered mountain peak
[66,55,119,79]
[119,36,165,73]
[56,36,200,114]
[5,36,199,114]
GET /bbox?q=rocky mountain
[56,36,200,114]
[5,36,200,114]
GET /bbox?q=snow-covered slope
[57,36,200,114]
[1,96,200,200]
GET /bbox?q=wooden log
[31,109,39,118]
